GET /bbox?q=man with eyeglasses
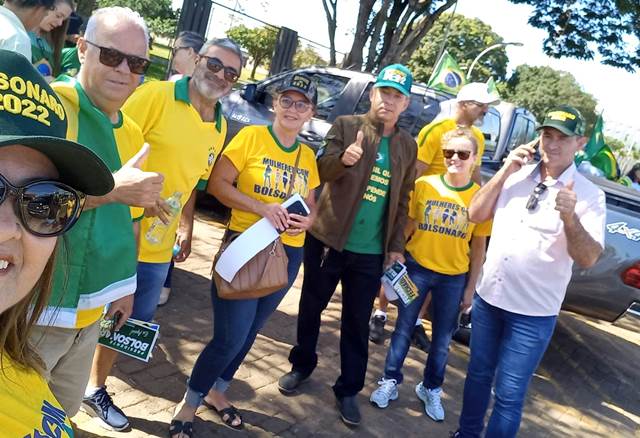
[84,37,242,430]
[452,105,606,438]
[0,0,56,59]
[28,6,163,430]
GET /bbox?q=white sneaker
[415,382,445,421]
[370,378,399,408]
[158,287,171,306]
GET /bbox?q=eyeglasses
[0,173,85,237]
[467,101,488,107]
[85,40,151,75]
[278,95,312,113]
[200,56,239,83]
[442,149,472,160]
[526,182,548,211]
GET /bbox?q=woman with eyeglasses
[0,49,113,436]
[29,0,75,80]
[369,128,492,421]
[168,31,205,81]
[169,74,320,437]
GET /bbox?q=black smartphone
[286,200,309,217]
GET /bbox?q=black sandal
[169,420,193,438]
[203,400,244,431]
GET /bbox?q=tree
[408,14,508,83]
[96,0,178,38]
[227,25,278,80]
[293,46,328,68]
[502,65,598,133]
[321,0,338,66]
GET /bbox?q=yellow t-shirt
[416,118,485,177]
[406,174,492,275]
[223,125,320,248]
[123,76,226,263]
[0,356,74,438]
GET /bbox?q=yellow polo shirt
[416,118,484,177]
[123,76,226,263]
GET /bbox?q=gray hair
[84,6,149,45]
[199,37,244,73]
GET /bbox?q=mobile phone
[286,200,309,217]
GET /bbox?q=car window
[481,109,501,156]
[507,114,529,152]
[262,73,349,121]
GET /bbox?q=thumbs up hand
[555,180,577,224]
[111,143,164,208]
[341,130,365,166]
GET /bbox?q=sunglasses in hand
[85,40,151,75]
[442,149,472,160]
[0,173,85,237]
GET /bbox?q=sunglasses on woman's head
[85,40,151,75]
[0,173,85,237]
[200,56,239,83]
[442,149,472,160]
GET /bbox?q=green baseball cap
[0,49,113,196]
[538,105,585,136]
[374,64,413,96]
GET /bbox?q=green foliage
[95,0,178,38]
[293,46,328,68]
[606,136,627,152]
[409,14,508,83]
[502,65,598,133]
[227,25,278,80]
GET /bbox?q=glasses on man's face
[278,95,312,113]
[85,40,151,75]
[526,182,548,211]
[200,56,239,83]
[442,149,471,160]
[0,173,86,237]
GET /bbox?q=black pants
[288,234,384,398]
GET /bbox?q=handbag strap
[286,145,303,199]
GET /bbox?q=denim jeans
[458,295,557,438]
[186,244,303,406]
[383,254,466,388]
[131,261,172,322]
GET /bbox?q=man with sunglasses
[85,37,242,430]
[28,7,164,431]
[452,105,606,438]
[279,64,417,427]
[1,0,56,59]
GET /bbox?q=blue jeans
[131,261,172,321]
[383,254,466,388]
[458,295,557,438]
[186,244,303,406]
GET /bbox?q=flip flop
[203,400,243,431]
[169,420,193,438]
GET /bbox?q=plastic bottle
[145,191,182,245]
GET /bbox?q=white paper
[214,194,309,282]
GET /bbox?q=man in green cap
[278,64,417,426]
[452,105,606,438]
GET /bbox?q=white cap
[456,82,500,105]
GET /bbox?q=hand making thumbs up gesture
[555,180,577,224]
[111,143,164,208]
[341,130,365,166]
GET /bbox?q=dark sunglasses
[0,173,86,237]
[443,149,472,160]
[85,40,151,75]
[200,56,239,83]
[526,182,548,211]
[278,95,312,112]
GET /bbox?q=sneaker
[369,315,386,344]
[412,324,431,352]
[449,431,461,438]
[370,378,399,408]
[158,286,171,306]
[277,370,308,394]
[415,382,445,422]
[336,395,360,426]
[82,386,129,431]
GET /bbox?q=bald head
[84,6,149,45]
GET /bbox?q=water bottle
[145,191,182,245]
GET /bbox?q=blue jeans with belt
[383,254,466,388]
[458,295,557,438]
[185,244,303,405]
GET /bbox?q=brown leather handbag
[211,147,302,300]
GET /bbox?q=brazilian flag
[427,50,466,94]
[575,113,619,180]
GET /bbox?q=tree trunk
[251,57,261,80]
[342,0,375,70]
[365,0,392,72]
[322,0,338,66]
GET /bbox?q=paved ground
[75,214,640,437]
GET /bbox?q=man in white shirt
[0,0,55,59]
[453,105,606,438]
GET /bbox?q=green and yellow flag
[486,77,500,101]
[575,113,619,180]
[427,50,466,94]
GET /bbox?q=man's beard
[194,74,228,101]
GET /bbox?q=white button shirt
[0,6,32,60]
[477,163,606,316]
